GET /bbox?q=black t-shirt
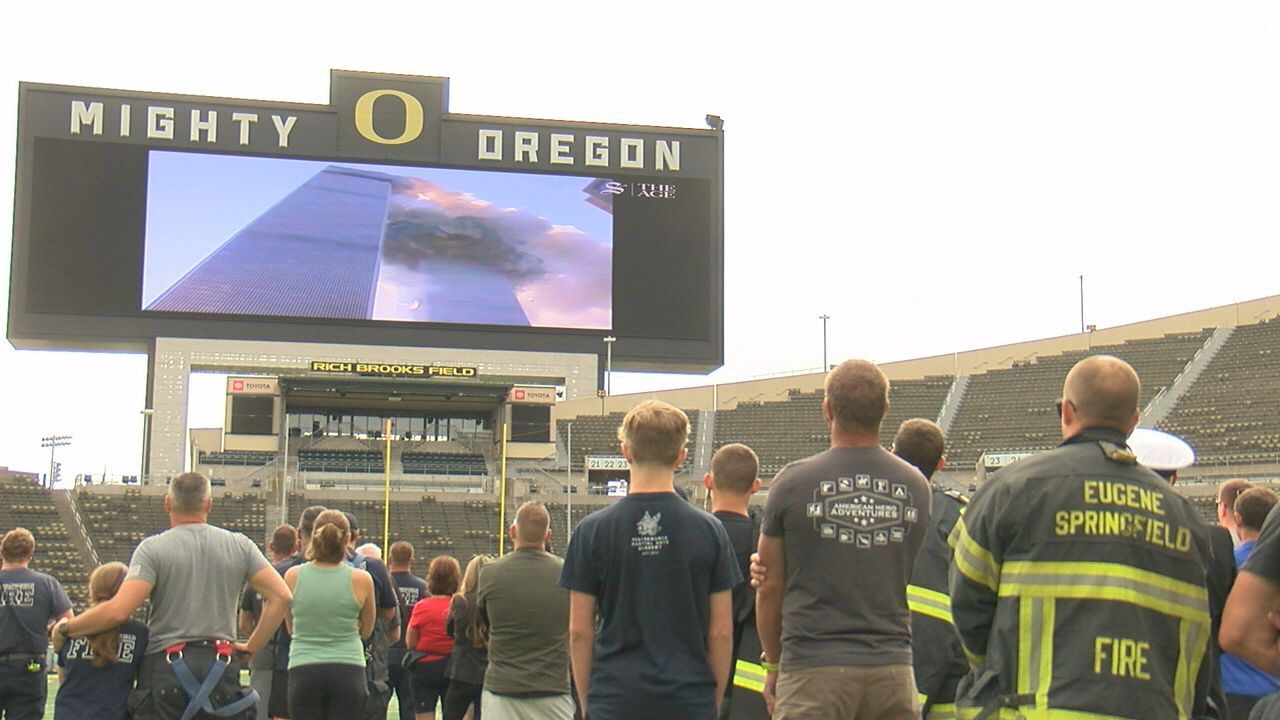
[54,618,148,720]
[391,571,428,650]
[1244,503,1280,583]
[560,492,741,720]
[713,509,757,625]
[0,567,71,656]
[240,585,263,624]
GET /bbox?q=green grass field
[43,672,411,718]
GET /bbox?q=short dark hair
[297,505,326,539]
[893,419,945,480]
[825,360,889,433]
[269,525,298,557]
[710,444,759,495]
[1235,487,1279,533]
[427,555,461,596]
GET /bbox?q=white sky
[2,1,1278,481]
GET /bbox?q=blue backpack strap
[166,641,259,720]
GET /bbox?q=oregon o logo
[354,89,424,145]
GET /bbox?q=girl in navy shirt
[53,562,149,720]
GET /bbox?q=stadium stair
[692,410,716,478]
[936,375,970,436]
[1140,326,1234,427]
[51,490,98,572]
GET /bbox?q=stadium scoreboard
[9,70,724,372]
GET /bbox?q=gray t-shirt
[477,548,569,696]
[127,523,270,654]
[762,446,932,669]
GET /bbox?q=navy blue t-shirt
[391,571,428,651]
[272,555,304,671]
[54,618,149,720]
[560,492,741,720]
[0,567,71,656]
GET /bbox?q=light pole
[1079,275,1085,334]
[140,409,154,482]
[603,336,617,397]
[818,314,830,371]
[41,435,71,488]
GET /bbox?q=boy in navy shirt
[561,400,739,720]
[53,562,148,720]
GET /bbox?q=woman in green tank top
[282,510,375,719]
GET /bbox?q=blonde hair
[617,400,689,467]
[460,554,493,649]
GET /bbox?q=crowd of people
[2,353,1280,719]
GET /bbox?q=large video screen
[142,152,614,330]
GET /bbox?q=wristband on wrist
[759,652,779,672]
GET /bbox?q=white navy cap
[1127,427,1196,471]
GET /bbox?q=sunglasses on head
[1054,399,1077,418]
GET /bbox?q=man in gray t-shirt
[756,360,931,720]
[55,473,292,720]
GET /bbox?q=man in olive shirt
[477,501,572,719]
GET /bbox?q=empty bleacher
[712,376,954,477]
[944,330,1213,468]
[0,475,89,609]
[1159,319,1280,465]
[199,450,276,466]
[298,436,385,473]
[401,441,487,475]
[78,488,267,567]
[557,410,701,471]
[285,493,508,568]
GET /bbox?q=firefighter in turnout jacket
[892,419,969,720]
[949,356,1213,720]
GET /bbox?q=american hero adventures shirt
[762,446,931,669]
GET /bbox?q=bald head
[1062,355,1141,435]
[513,501,551,549]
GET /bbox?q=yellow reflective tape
[1003,561,1206,604]
[952,520,1001,592]
[927,703,957,720]
[1038,598,1055,709]
[1018,598,1034,696]
[734,675,764,693]
[1172,617,1205,720]
[999,561,1209,624]
[958,708,1138,719]
[1185,617,1206,720]
[734,659,765,693]
[908,584,954,624]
